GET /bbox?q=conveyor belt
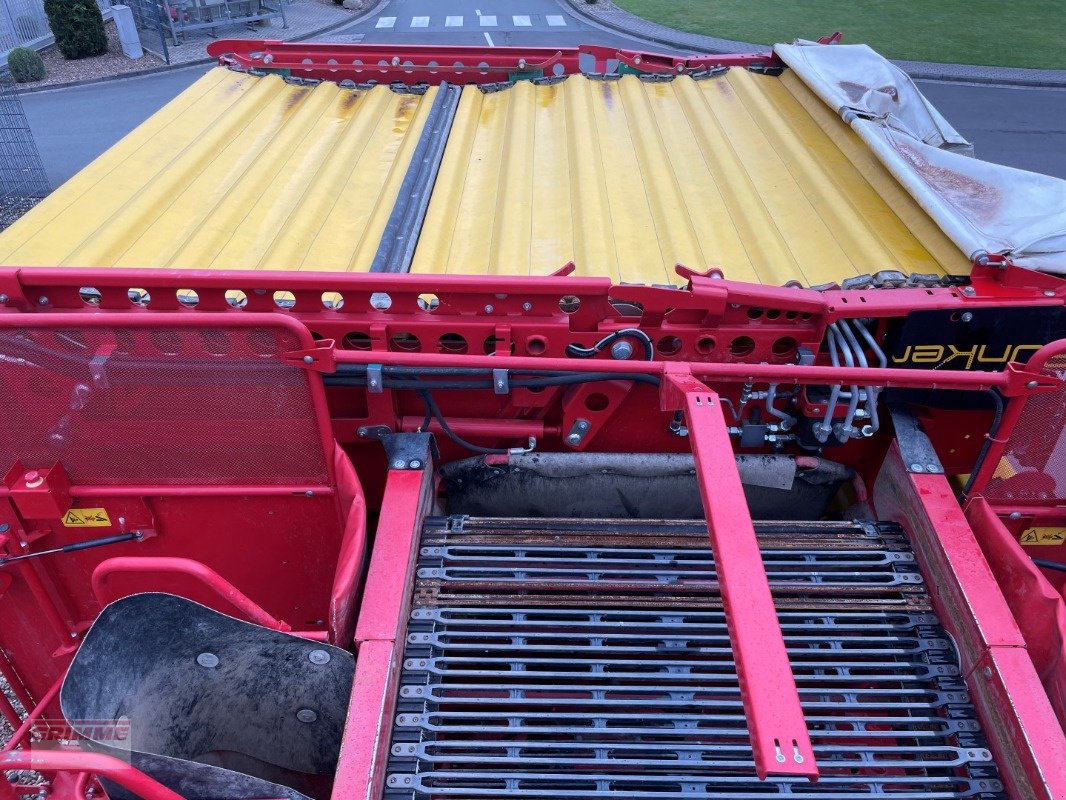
[386,517,1005,799]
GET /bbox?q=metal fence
[0,0,152,60]
[0,66,50,213]
[0,0,51,53]
[120,0,169,63]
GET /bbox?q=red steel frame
[1,264,1065,794]
[204,40,782,86]
[668,376,817,779]
[873,444,1066,800]
[967,339,1066,504]
[335,453,436,800]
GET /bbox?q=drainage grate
[385,517,1005,799]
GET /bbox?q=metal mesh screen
[984,356,1066,503]
[0,324,329,485]
[0,65,49,217]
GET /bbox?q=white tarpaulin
[776,42,1066,273]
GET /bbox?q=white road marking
[446,15,462,26]
[479,14,496,25]
[375,16,395,27]
[484,31,495,46]
[411,16,429,27]
[513,14,531,26]
[546,14,566,26]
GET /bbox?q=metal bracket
[889,405,943,474]
[356,425,393,440]
[564,419,591,447]
[492,369,509,395]
[381,432,438,471]
[282,339,337,373]
[367,364,384,394]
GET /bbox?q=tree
[44,0,108,60]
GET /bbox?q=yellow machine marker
[1020,527,1066,546]
[62,508,112,528]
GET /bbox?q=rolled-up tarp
[776,42,1066,273]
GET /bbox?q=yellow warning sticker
[1020,527,1066,546]
[61,508,111,528]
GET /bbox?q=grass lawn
[611,0,1064,69]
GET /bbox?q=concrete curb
[14,0,390,95]
[560,0,1066,88]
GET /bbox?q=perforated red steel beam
[203,40,779,85]
[668,373,818,780]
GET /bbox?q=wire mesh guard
[985,355,1066,503]
[0,64,49,228]
[387,517,1005,799]
[0,324,328,485]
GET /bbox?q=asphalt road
[917,80,1066,179]
[22,65,210,189]
[18,0,1066,188]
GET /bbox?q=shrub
[7,47,46,83]
[43,0,107,60]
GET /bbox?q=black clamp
[382,432,438,471]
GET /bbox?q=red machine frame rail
[204,40,781,85]
[670,376,818,779]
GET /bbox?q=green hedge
[44,0,107,60]
[7,47,45,83]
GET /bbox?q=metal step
[385,517,1006,799]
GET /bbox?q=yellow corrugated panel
[0,68,433,271]
[0,67,969,285]
[411,71,969,284]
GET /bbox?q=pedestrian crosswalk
[374,13,568,29]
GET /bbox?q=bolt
[296,708,317,723]
[1026,380,1039,389]
[369,379,379,389]
[69,630,78,638]
[197,652,220,668]
[1009,512,1022,520]
[0,294,7,304]
[391,459,406,469]
[610,340,634,360]
[38,296,48,306]
[910,463,924,473]
[982,666,993,678]
[357,427,368,437]
[484,304,494,314]
[303,355,314,364]
[961,286,975,296]
[576,419,590,430]
[305,490,314,497]
[522,302,532,312]
[960,312,973,322]
[927,463,939,473]
[566,433,581,445]
[1044,290,1056,297]
[409,460,422,469]
[0,524,7,533]
[308,649,331,665]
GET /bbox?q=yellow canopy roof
[0,66,969,285]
